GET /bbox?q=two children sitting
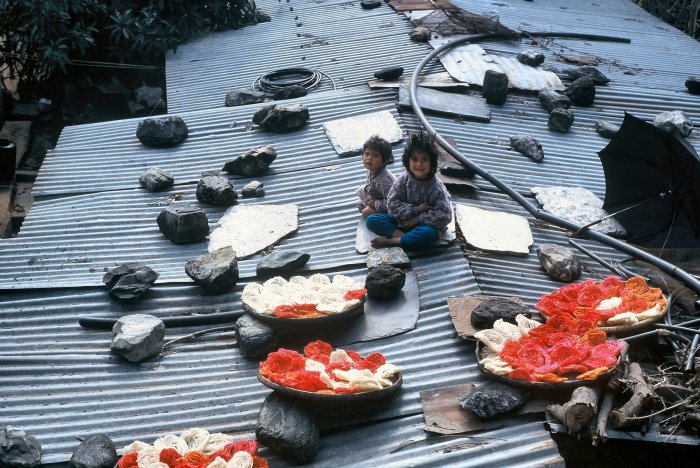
[358,132,453,251]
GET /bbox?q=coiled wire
[252,67,335,93]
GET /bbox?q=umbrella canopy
[598,112,700,248]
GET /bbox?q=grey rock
[439,161,475,178]
[111,314,165,363]
[563,76,595,106]
[223,145,277,176]
[257,249,310,276]
[103,263,159,302]
[531,186,627,236]
[595,120,620,138]
[134,85,164,108]
[366,247,410,269]
[686,76,700,95]
[481,70,509,105]
[563,66,610,85]
[196,176,237,206]
[510,135,544,162]
[653,110,693,138]
[69,434,117,468]
[139,167,174,191]
[374,66,404,81]
[548,108,575,133]
[538,88,571,113]
[361,0,382,9]
[0,427,42,468]
[255,393,320,463]
[185,246,239,294]
[410,26,431,43]
[242,180,266,197]
[136,116,188,147]
[157,205,209,244]
[224,88,267,107]
[365,265,406,300]
[252,104,310,132]
[471,297,530,329]
[458,382,529,418]
[537,244,581,282]
[517,51,545,67]
[236,314,279,359]
[272,85,308,101]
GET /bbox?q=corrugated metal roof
[165,0,435,113]
[3,0,700,465]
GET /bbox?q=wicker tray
[475,340,627,391]
[538,297,667,336]
[242,299,365,329]
[257,372,402,402]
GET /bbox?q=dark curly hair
[362,135,394,164]
[401,131,439,175]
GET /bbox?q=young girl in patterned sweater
[366,132,453,251]
[356,135,396,219]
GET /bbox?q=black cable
[252,67,335,93]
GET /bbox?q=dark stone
[595,120,620,138]
[0,427,42,468]
[517,51,545,67]
[111,314,165,363]
[236,314,279,359]
[458,382,529,418]
[156,205,209,244]
[481,70,509,105]
[653,110,693,138]
[563,66,610,85]
[686,76,700,95]
[185,246,239,294]
[136,116,188,147]
[410,27,431,43]
[69,434,117,468]
[365,265,406,300]
[255,393,320,463]
[139,167,174,191]
[439,161,476,178]
[374,66,404,81]
[509,135,544,162]
[547,108,575,133]
[252,104,309,132]
[361,0,382,9]
[272,85,308,101]
[224,88,267,107]
[196,176,237,206]
[223,145,277,176]
[103,262,159,302]
[255,9,272,23]
[470,297,530,329]
[538,88,571,113]
[257,249,310,276]
[242,180,265,197]
[563,76,595,106]
[537,244,581,282]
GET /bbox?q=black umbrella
[598,112,700,248]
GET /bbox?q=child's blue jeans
[366,213,437,251]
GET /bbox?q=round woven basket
[257,372,402,402]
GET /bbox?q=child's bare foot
[371,236,401,248]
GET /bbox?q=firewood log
[610,362,656,429]
[547,385,602,433]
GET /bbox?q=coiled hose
[252,67,335,93]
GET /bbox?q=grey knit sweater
[387,171,453,229]
[356,166,396,212]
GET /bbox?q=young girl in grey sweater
[356,135,396,219]
[366,132,452,250]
